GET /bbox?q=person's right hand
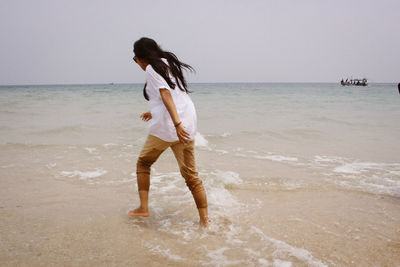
[140,112,152,121]
[175,123,191,144]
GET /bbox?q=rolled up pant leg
[136,135,169,191]
[171,140,208,209]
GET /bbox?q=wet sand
[236,189,400,266]
[1,170,399,266]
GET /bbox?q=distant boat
[340,78,367,86]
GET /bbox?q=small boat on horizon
[340,78,367,86]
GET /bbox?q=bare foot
[200,217,211,227]
[128,207,149,217]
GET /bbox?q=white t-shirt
[144,58,197,142]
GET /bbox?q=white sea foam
[333,162,400,174]
[103,143,118,148]
[273,259,293,267]
[232,149,299,163]
[59,168,107,180]
[194,132,211,150]
[254,155,298,162]
[91,178,135,185]
[314,155,346,164]
[143,242,184,262]
[215,149,229,155]
[311,156,400,197]
[46,163,57,169]
[84,147,97,154]
[204,170,243,209]
[250,226,327,267]
[127,168,327,266]
[204,247,242,265]
[211,170,243,185]
[258,258,270,266]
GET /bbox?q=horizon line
[0,81,398,87]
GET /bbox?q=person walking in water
[129,37,210,227]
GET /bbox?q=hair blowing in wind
[133,37,195,100]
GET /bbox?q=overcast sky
[0,0,398,85]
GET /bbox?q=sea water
[0,83,399,266]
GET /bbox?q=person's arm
[159,88,191,144]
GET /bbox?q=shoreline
[1,172,398,266]
[1,82,399,265]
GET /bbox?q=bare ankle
[200,217,210,227]
[139,206,148,211]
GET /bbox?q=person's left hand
[140,112,152,121]
[176,123,191,144]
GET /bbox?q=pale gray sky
[0,0,399,85]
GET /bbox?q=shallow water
[0,83,399,266]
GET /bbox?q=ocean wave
[254,154,298,162]
[220,132,232,137]
[125,168,326,266]
[84,147,98,154]
[333,162,400,175]
[232,149,300,164]
[210,170,243,185]
[250,226,327,267]
[215,149,229,155]
[91,177,136,185]
[58,168,108,180]
[312,156,400,197]
[202,132,232,138]
[194,132,211,150]
[103,143,119,148]
[40,140,327,265]
[313,155,345,164]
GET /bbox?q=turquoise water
[0,83,399,196]
[1,82,399,160]
[193,83,400,160]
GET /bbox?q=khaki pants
[136,135,208,209]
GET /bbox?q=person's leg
[170,140,210,227]
[129,135,169,217]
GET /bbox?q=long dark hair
[133,37,195,101]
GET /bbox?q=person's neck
[140,62,149,71]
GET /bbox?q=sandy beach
[1,165,399,266]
